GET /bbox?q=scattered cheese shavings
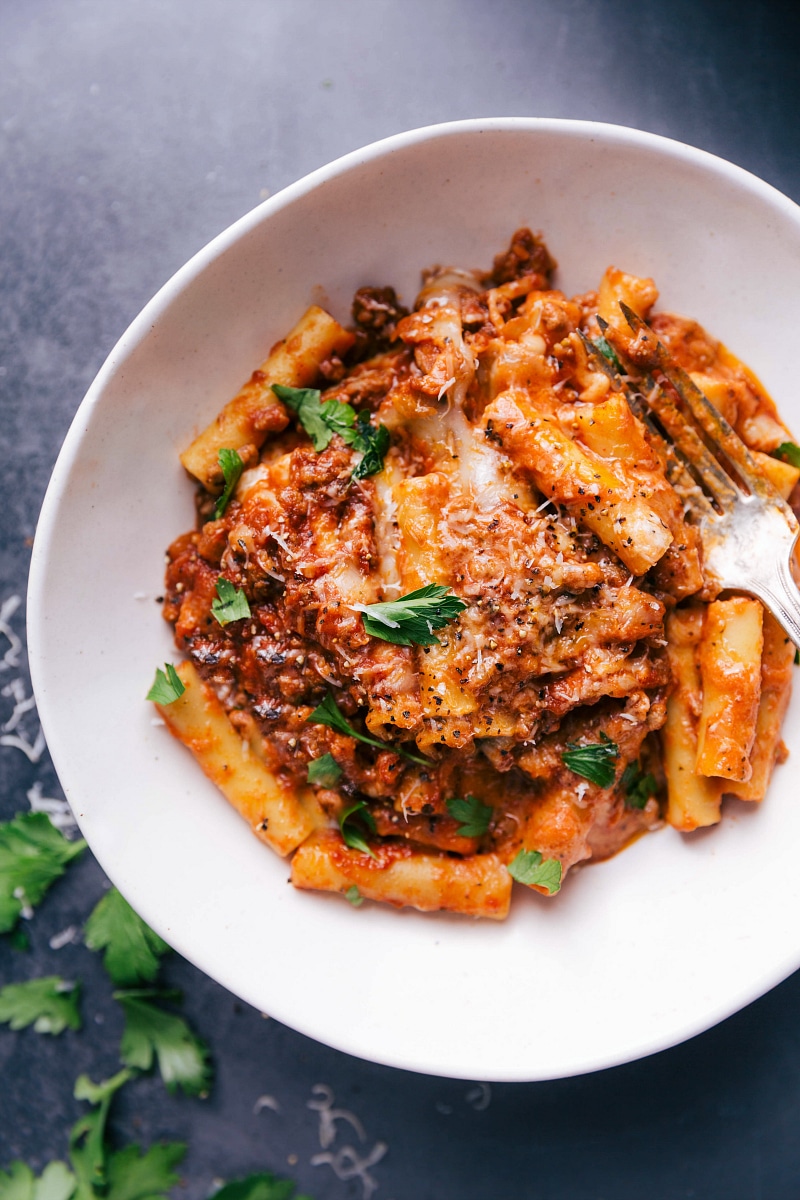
[311,1144,387,1200]
[26,782,78,835]
[437,376,456,400]
[308,1083,367,1148]
[465,1083,492,1111]
[0,594,23,671]
[49,925,80,950]
[265,526,293,557]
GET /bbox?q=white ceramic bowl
[28,118,800,1081]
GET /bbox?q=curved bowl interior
[28,118,800,1081]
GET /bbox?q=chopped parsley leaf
[114,989,212,1097]
[272,384,352,452]
[592,335,625,373]
[345,885,364,908]
[774,441,800,470]
[146,663,185,705]
[0,812,86,935]
[338,801,377,858]
[307,692,430,766]
[84,887,170,987]
[0,976,81,1035]
[272,385,390,476]
[561,733,619,787]
[307,753,343,787]
[446,795,492,838]
[621,761,657,809]
[213,447,245,519]
[350,412,391,479]
[507,849,562,894]
[357,584,467,647]
[211,577,251,626]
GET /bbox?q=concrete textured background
[2,1,800,1197]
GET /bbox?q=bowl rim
[27,116,800,1081]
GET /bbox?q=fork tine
[583,326,739,511]
[618,303,797,521]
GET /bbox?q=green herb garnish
[345,886,364,908]
[213,447,245,519]
[272,385,390,477]
[211,1174,315,1200]
[70,1069,185,1200]
[506,849,562,894]
[338,801,377,858]
[307,692,430,766]
[350,412,391,480]
[113,989,212,1097]
[211,577,251,626]
[446,795,492,839]
[357,584,467,647]
[592,334,625,373]
[561,732,619,787]
[272,384,354,451]
[0,1160,77,1200]
[307,753,343,787]
[146,663,185,705]
[70,1069,136,1196]
[0,813,86,935]
[621,761,657,809]
[774,441,800,469]
[84,887,170,987]
[0,976,81,1035]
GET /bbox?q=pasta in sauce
[152,230,795,919]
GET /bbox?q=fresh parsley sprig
[338,801,377,858]
[621,761,657,809]
[271,385,390,478]
[211,577,251,626]
[212,1174,315,1200]
[507,849,562,894]
[113,989,212,1098]
[84,888,170,988]
[307,692,430,766]
[356,584,467,647]
[146,663,185,705]
[0,813,86,935]
[213,447,244,519]
[0,1160,76,1200]
[0,976,81,1035]
[306,753,343,787]
[83,886,212,1099]
[69,1069,185,1200]
[446,795,492,839]
[561,733,619,787]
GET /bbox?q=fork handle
[759,557,800,651]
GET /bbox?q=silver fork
[579,306,800,648]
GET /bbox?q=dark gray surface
[3,1,800,1196]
